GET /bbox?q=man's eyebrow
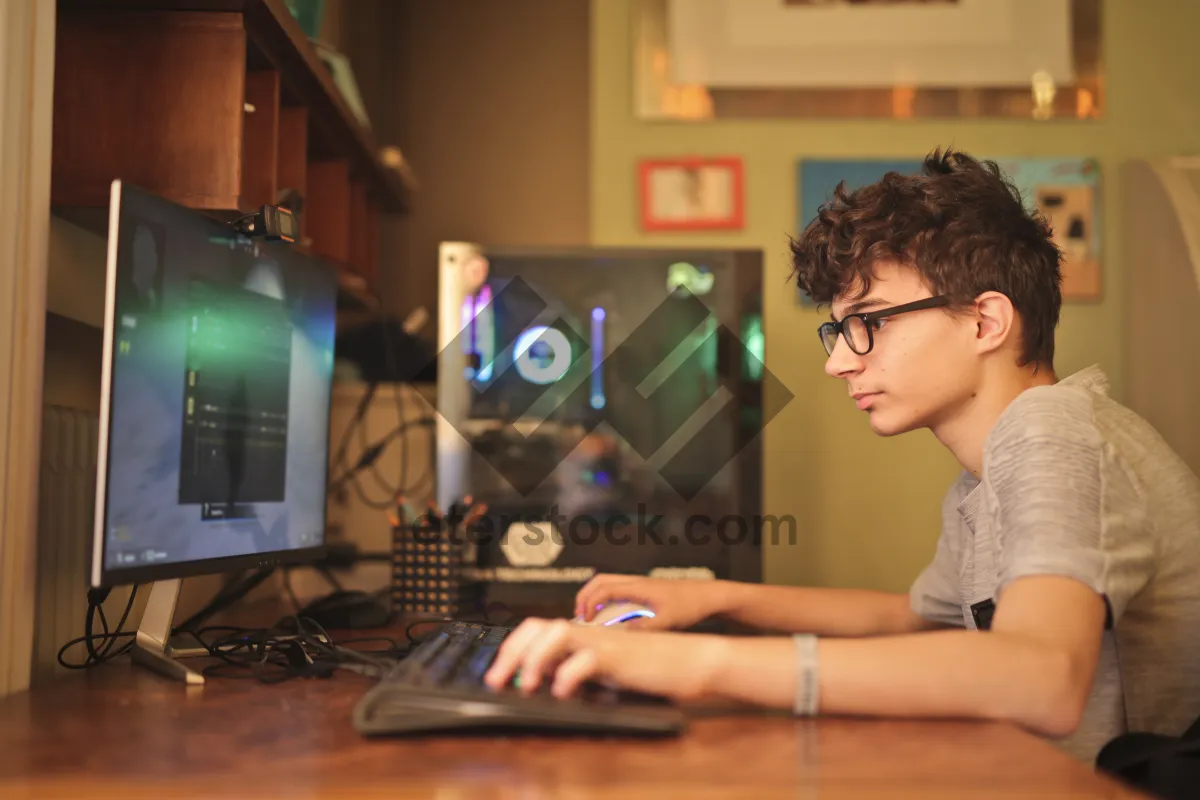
[830,296,889,321]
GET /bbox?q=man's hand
[574,574,934,637]
[483,618,729,701]
[481,575,1107,739]
[573,574,730,630]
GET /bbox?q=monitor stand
[130,579,208,685]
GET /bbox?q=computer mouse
[575,601,656,627]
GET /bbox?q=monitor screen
[92,182,337,586]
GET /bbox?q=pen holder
[390,517,461,618]
[390,508,489,619]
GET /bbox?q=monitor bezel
[90,180,333,589]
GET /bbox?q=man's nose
[823,334,864,379]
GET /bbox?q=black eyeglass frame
[818,295,952,356]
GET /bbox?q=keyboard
[352,620,687,736]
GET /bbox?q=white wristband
[793,634,820,717]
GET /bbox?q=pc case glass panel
[440,246,765,589]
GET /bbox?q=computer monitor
[91,180,338,683]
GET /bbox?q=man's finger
[484,618,547,689]
[575,574,618,618]
[515,620,575,694]
[577,578,638,621]
[552,648,599,698]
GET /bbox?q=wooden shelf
[52,10,248,209]
[52,0,409,298]
[306,159,351,265]
[57,0,410,213]
[240,69,281,210]
[276,105,309,231]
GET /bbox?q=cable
[99,585,139,660]
[58,586,140,670]
[336,416,435,510]
[328,313,435,510]
[59,569,272,670]
[282,568,301,612]
[331,379,378,478]
[327,419,433,492]
[60,606,412,682]
[189,616,407,683]
[383,316,410,496]
[174,567,277,633]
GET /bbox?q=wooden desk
[0,654,1148,799]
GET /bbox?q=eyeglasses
[818,295,951,357]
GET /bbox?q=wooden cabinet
[51,0,411,300]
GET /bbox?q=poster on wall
[794,156,1102,305]
[994,157,1102,301]
[795,159,923,306]
[639,157,745,231]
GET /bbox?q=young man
[483,149,1200,763]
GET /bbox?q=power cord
[329,316,436,511]
[188,616,408,683]
[58,600,411,682]
[57,586,140,669]
[57,567,397,674]
[174,566,277,633]
[328,418,434,495]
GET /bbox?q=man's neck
[931,363,1058,479]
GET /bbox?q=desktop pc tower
[436,243,768,612]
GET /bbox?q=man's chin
[867,412,916,437]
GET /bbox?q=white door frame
[0,0,55,698]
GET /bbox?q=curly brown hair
[789,148,1063,367]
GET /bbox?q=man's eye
[868,318,888,332]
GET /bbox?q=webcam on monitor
[233,204,297,243]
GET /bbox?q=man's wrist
[693,633,735,700]
[711,579,744,619]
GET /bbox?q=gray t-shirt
[909,365,1200,762]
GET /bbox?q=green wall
[590,0,1200,591]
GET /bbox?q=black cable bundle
[58,583,412,682]
[190,616,407,683]
[328,315,437,512]
[57,586,140,669]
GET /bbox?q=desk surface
[0,655,1148,799]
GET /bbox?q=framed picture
[794,156,1101,304]
[633,0,1102,121]
[639,157,744,231]
[994,156,1102,300]
[795,158,924,305]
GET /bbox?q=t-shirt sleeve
[909,481,970,628]
[986,387,1154,625]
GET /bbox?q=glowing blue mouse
[573,601,656,627]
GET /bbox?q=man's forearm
[716,582,936,637]
[700,630,1081,738]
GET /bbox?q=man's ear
[973,291,1016,356]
